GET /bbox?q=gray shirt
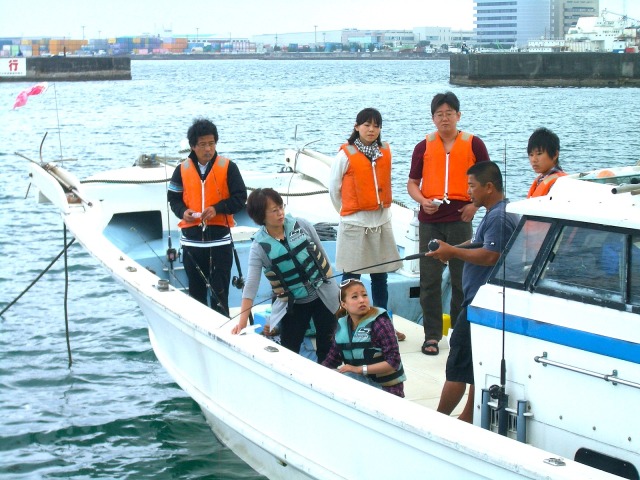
[242,216,340,327]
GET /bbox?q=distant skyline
[1,0,638,40]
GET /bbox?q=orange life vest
[178,157,234,229]
[339,142,392,216]
[527,171,567,198]
[421,131,476,202]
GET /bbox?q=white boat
[25,146,638,479]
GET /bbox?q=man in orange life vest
[407,92,490,356]
[168,118,247,316]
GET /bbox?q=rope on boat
[2,223,76,367]
[81,178,169,184]
[63,224,73,367]
[78,180,413,207]
[246,185,328,197]
[313,222,338,241]
[0,238,76,317]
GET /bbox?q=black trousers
[183,243,233,317]
[279,298,337,363]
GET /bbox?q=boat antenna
[163,143,177,274]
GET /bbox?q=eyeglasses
[195,141,216,149]
[433,110,457,120]
[266,205,285,215]
[340,278,364,288]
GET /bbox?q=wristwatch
[362,364,368,376]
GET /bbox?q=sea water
[1,59,639,479]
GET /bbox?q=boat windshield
[492,217,640,310]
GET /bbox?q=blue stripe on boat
[469,306,640,364]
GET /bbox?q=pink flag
[13,82,49,109]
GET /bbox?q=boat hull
[26,158,625,480]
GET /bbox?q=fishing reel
[428,239,440,251]
[489,384,504,400]
[232,275,245,290]
[166,246,177,263]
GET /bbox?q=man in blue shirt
[427,161,519,423]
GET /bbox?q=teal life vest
[255,214,332,301]
[335,307,406,387]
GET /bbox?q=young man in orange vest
[168,118,247,316]
[407,92,490,355]
[526,127,567,198]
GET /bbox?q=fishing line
[52,84,64,165]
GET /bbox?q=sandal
[421,340,439,356]
[396,330,406,342]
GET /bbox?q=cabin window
[537,226,625,303]
[493,219,552,286]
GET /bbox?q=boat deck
[394,316,467,416]
[235,309,467,417]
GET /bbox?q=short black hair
[527,127,560,165]
[467,161,503,193]
[431,91,460,116]
[347,107,383,146]
[246,188,284,226]
[187,118,219,147]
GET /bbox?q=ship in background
[526,9,640,53]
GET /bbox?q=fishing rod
[129,227,187,291]
[184,248,230,317]
[224,249,436,325]
[208,158,254,325]
[162,143,178,273]
[489,141,510,436]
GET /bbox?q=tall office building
[551,0,599,38]
[474,0,598,48]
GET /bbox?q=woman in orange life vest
[527,127,567,198]
[328,108,405,340]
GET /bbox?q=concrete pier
[450,52,640,87]
[0,56,131,82]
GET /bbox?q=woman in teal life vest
[321,278,406,397]
[231,188,339,362]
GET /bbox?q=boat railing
[534,352,640,390]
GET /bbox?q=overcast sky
[1,0,638,39]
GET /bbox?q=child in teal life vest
[321,278,406,397]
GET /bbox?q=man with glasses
[168,118,247,316]
[407,91,490,356]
